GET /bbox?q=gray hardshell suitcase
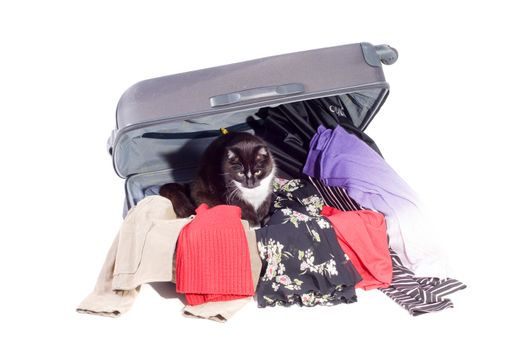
[106,42,398,212]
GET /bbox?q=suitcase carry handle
[209,83,305,107]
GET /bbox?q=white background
[1,1,526,349]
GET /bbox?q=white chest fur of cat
[233,169,275,210]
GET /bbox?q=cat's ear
[256,146,269,159]
[227,148,237,160]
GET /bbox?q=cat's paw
[159,183,195,218]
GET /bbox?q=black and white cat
[160,132,275,226]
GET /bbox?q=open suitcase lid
[108,42,398,179]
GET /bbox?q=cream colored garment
[77,196,191,317]
[181,221,262,322]
[77,195,263,321]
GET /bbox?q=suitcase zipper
[140,121,255,139]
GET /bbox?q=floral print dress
[256,178,362,307]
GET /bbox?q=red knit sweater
[321,206,393,290]
[175,204,254,305]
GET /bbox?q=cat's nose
[246,178,256,188]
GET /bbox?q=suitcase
[106,42,398,213]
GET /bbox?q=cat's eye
[237,172,244,176]
[254,170,262,175]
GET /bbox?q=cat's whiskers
[226,180,242,204]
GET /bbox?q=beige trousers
[77,195,261,321]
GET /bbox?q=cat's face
[223,143,274,189]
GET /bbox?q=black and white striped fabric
[379,249,466,315]
[308,176,466,315]
[308,176,362,211]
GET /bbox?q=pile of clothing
[78,97,466,321]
